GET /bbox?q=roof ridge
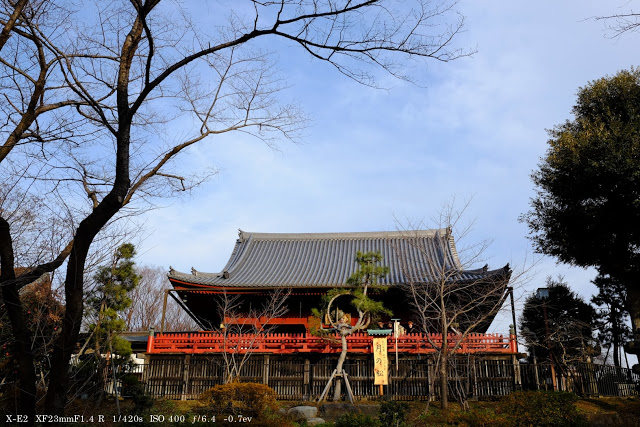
[238,229,447,240]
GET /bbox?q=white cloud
[137,1,638,342]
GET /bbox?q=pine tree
[88,243,140,360]
[520,277,597,368]
[316,251,391,401]
[592,273,632,367]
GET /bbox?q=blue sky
[135,1,637,348]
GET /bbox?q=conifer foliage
[87,243,140,359]
[591,274,631,367]
[520,277,597,368]
[316,251,391,401]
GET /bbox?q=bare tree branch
[0,0,471,416]
[594,11,640,38]
[395,199,533,409]
[215,287,290,383]
[0,0,29,51]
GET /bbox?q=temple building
[165,229,511,334]
[142,229,519,400]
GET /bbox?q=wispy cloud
[139,1,637,349]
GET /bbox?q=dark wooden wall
[107,354,640,401]
[141,354,522,400]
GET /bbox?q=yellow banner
[373,337,388,385]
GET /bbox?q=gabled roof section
[168,229,508,288]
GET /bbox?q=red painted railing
[147,332,517,355]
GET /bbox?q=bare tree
[0,183,138,417]
[124,265,196,332]
[0,1,98,417]
[594,10,640,38]
[0,0,472,416]
[0,190,73,419]
[214,287,290,384]
[396,201,517,410]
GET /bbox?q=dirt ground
[4,395,640,426]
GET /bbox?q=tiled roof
[169,229,509,288]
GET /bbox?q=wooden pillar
[387,359,392,400]
[303,358,311,400]
[263,355,270,385]
[511,354,522,391]
[181,354,191,401]
[140,353,150,395]
[160,290,169,334]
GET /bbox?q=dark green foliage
[87,243,141,358]
[91,243,139,313]
[121,374,153,416]
[346,251,390,288]
[522,68,640,318]
[520,278,597,366]
[328,251,391,323]
[312,251,391,335]
[378,400,409,427]
[413,405,510,426]
[334,411,381,427]
[500,391,587,427]
[591,273,632,367]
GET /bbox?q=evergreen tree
[87,243,140,360]
[591,273,632,367]
[315,251,391,401]
[520,277,597,368]
[522,69,640,355]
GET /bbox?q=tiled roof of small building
[168,229,510,288]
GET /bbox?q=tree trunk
[612,306,620,368]
[0,0,29,52]
[440,292,449,410]
[44,236,94,413]
[43,15,142,412]
[1,284,37,424]
[0,217,37,424]
[44,189,131,413]
[332,334,348,401]
[440,342,448,410]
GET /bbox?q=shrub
[378,400,409,427]
[249,408,297,427]
[447,407,509,427]
[199,382,278,418]
[500,391,587,427]
[412,405,509,427]
[121,374,153,416]
[334,411,380,427]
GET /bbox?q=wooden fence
[108,355,640,401]
[519,362,640,397]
